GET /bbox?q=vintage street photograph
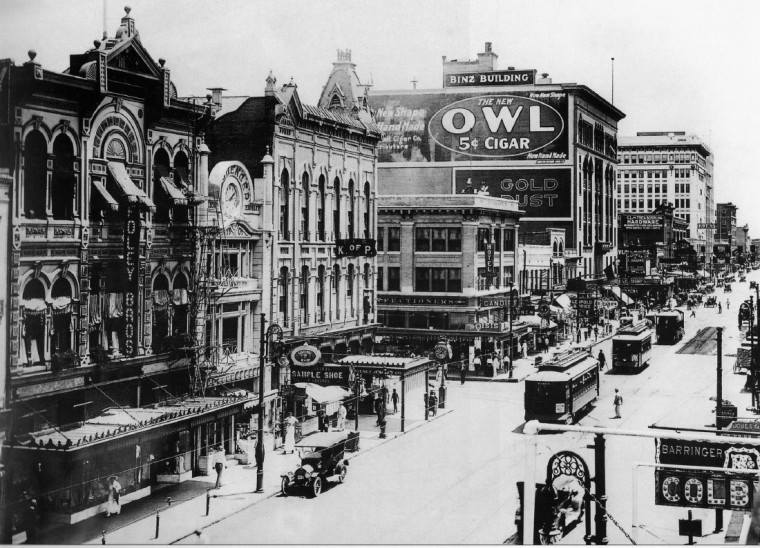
[1,0,760,544]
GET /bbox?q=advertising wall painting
[370,91,568,163]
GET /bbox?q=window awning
[159,176,188,206]
[107,161,156,211]
[92,180,119,212]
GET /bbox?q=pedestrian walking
[690,308,696,318]
[337,402,347,430]
[429,390,438,416]
[593,325,599,341]
[391,389,399,414]
[613,389,623,419]
[576,327,581,343]
[317,407,329,432]
[212,446,226,489]
[598,350,606,371]
[543,335,550,351]
[719,302,723,314]
[486,354,494,376]
[473,353,481,373]
[521,341,528,359]
[24,495,39,543]
[727,299,731,310]
[283,412,297,455]
[423,391,429,415]
[459,362,467,385]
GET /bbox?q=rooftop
[619,132,711,156]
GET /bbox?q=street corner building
[0,7,282,539]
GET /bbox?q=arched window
[23,131,47,219]
[51,277,74,362]
[153,149,171,222]
[279,266,289,324]
[173,272,189,335]
[317,175,326,241]
[333,177,341,240]
[280,169,290,240]
[363,263,371,288]
[152,274,170,352]
[363,181,371,238]
[553,240,558,257]
[52,136,75,220]
[332,263,341,320]
[347,263,355,316]
[347,179,355,239]
[317,265,326,322]
[301,172,310,241]
[173,151,190,223]
[22,278,46,365]
[300,265,310,317]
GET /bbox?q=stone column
[400,221,414,292]
[461,222,478,295]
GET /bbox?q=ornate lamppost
[255,314,282,493]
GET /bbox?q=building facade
[369,42,624,285]
[376,193,524,362]
[205,50,382,362]
[617,132,714,265]
[0,9,269,534]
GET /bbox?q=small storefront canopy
[610,286,634,305]
[92,180,120,212]
[294,383,351,415]
[553,294,573,312]
[520,315,558,329]
[159,176,188,206]
[107,161,156,210]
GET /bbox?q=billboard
[454,167,572,218]
[371,91,569,163]
[621,214,664,231]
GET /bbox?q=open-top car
[281,431,351,498]
[705,295,718,307]
[725,283,733,293]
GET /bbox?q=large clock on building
[221,177,243,219]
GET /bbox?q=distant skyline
[2,0,758,230]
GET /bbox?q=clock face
[222,178,242,218]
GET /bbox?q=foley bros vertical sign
[124,205,141,356]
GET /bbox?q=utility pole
[594,433,608,544]
[715,326,724,532]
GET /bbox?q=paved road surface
[182,270,759,545]
[678,326,718,354]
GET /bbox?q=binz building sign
[444,69,537,88]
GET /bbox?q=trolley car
[524,349,600,424]
[654,309,685,344]
[611,321,653,372]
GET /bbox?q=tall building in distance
[617,131,714,264]
[716,202,738,245]
[369,42,624,284]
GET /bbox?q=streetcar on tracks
[611,320,653,372]
[524,349,599,424]
[653,309,685,344]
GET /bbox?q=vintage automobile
[705,296,718,307]
[741,275,748,283]
[725,283,733,293]
[281,431,351,497]
[688,291,704,304]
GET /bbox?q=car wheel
[280,477,289,497]
[338,466,347,483]
[311,477,322,497]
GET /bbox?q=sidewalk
[59,411,451,545]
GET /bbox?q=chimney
[537,72,552,84]
[485,41,492,53]
[207,87,226,108]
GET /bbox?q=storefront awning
[294,383,351,404]
[159,176,188,206]
[610,286,634,305]
[107,161,156,211]
[92,180,119,212]
[521,315,558,329]
[553,294,573,312]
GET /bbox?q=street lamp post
[509,283,514,379]
[256,314,282,493]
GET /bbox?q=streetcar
[524,349,600,424]
[653,309,685,344]
[611,321,653,372]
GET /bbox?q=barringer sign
[370,91,568,163]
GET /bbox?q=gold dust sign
[428,94,565,159]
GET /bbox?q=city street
[184,272,759,545]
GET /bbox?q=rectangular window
[477,228,490,252]
[377,227,385,251]
[647,199,653,210]
[647,184,653,193]
[415,228,431,251]
[448,268,462,292]
[376,267,383,291]
[387,267,400,291]
[654,154,661,162]
[415,268,430,292]
[431,268,447,292]
[448,228,462,252]
[493,228,501,252]
[646,154,652,162]
[431,228,447,251]
[503,229,514,251]
[387,227,400,251]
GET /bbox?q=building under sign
[369,42,625,282]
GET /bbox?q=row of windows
[376,266,400,291]
[415,228,461,252]
[414,267,462,293]
[377,227,400,251]
[620,152,697,164]
[378,226,515,253]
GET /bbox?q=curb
[167,410,454,544]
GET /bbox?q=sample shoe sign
[370,91,568,163]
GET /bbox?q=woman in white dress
[283,412,298,454]
[105,476,121,517]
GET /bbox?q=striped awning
[159,176,188,206]
[92,180,119,211]
[107,161,156,211]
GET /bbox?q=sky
[1,0,758,230]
